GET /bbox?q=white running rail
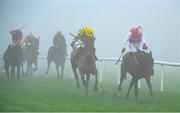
[1,56,180,92]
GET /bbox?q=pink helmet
[130,26,142,38]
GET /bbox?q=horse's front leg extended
[119,73,126,91]
[45,60,51,75]
[134,78,139,101]
[11,65,15,81]
[126,77,134,99]
[17,65,20,80]
[26,62,30,75]
[30,63,33,76]
[61,64,65,77]
[5,64,10,81]
[56,64,60,79]
[145,76,154,97]
[85,74,90,97]
[80,73,85,86]
[27,61,33,76]
[94,73,98,91]
[71,62,80,88]
[33,60,38,71]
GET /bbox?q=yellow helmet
[84,27,94,37]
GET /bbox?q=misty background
[0,0,180,62]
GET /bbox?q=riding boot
[121,52,132,79]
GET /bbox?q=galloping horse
[119,50,154,100]
[23,37,39,75]
[70,38,98,96]
[45,44,66,78]
[3,44,23,80]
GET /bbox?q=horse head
[83,38,96,61]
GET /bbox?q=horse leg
[126,77,134,99]
[34,59,38,71]
[94,73,98,91]
[85,74,90,97]
[56,64,60,79]
[21,63,24,75]
[11,65,15,81]
[134,78,139,101]
[80,74,85,86]
[17,65,20,80]
[27,62,33,76]
[61,64,65,78]
[45,59,51,75]
[118,71,126,91]
[71,63,80,88]
[6,65,10,81]
[4,63,10,81]
[26,62,30,75]
[30,63,33,76]
[145,76,154,97]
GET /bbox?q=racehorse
[22,37,39,75]
[45,45,66,78]
[119,50,154,100]
[3,44,23,80]
[70,38,98,96]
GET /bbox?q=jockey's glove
[122,48,126,54]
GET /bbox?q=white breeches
[127,41,144,52]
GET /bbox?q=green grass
[0,72,180,112]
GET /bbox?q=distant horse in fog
[22,37,39,75]
[3,44,23,80]
[45,45,67,78]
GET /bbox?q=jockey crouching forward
[53,31,67,57]
[121,26,148,70]
[24,32,36,46]
[71,27,97,60]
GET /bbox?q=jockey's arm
[71,37,79,48]
[122,32,130,54]
[141,35,148,50]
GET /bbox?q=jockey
[70,27,97,59]
[121,26,148,54]
[71,27,94,48]
[53,31,66,46]
[9,29,23,46]
[53,31,67,56]
[120,26,149,70]
[24,32,36,45]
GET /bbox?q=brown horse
[119,50,154,100]
[70,38,98,96]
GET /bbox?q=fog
[0,0,180,62]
